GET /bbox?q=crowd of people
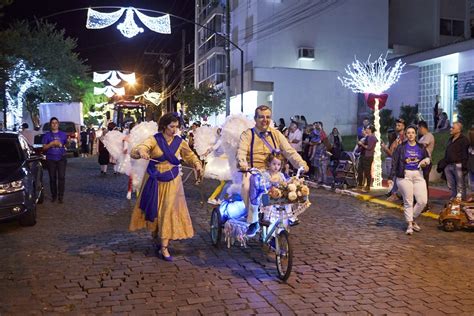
[10,104,473,262]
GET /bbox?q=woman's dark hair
[159,112,180,131]
[405,125,418,133]
[279,118,285,126]
[50,117,59,124]
[300,115,307,124]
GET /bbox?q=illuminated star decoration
[338,55,405,189]
[86,7,171,38]
[93,71,136,86]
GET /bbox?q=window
[440,19,464,36]
[298,47,315,60]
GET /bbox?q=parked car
[34,121,80,157]
[0,132,44,226]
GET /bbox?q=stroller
[333,151,358,189]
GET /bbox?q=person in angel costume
[237,105,308,236]
[193,105,308,237]
[128,113,203,261]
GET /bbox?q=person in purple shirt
[42,117,68,203]
[390,126,430,235]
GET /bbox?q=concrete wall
[389,0,438,49]
[385,65,419,119]
[254,67,357,135]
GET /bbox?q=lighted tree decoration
[5,59,44,128]
[338,55,405,188]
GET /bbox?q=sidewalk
[307,179,452,220]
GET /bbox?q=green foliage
[0,0,13,18]
[0,20,88,102]
[176,85,225,119]
[73,78,108,116]
[399,104,418,126]
[457,98,474,130]
[379,108,395,134]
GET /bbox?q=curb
[307,181,439,220]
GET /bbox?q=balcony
[199,0,224,24]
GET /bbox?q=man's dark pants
[47,158,67,199]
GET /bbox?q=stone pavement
[1,157,474,315]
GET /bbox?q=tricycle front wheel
[275,230,293,281]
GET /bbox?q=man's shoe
[412,222,421,232]
[246,222,260,237]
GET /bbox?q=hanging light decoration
[94,86,125,98]
[117,8,143,38]
[86,7,171,38]
[338,55,405,189]
[93,71,136,86]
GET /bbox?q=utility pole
[225,0,231,116]
[181,29,186,90]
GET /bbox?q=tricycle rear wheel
[210,208,222,247]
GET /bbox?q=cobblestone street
[1,157,474,315]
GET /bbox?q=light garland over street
[86,7,171,38]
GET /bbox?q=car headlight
[0,180,24,194]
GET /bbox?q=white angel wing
[129,121,159,190]
[102,130,126,161]
[193,125,217,158]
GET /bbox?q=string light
[338,55,405,189]
[86,7,171,38]
[5,60,43,128]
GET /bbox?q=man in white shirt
[287,121,303,155]
[418,120,435,211]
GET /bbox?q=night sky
[2,0,195,81]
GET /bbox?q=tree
[0,19,89,126]
[176,85,225,119]
[457,98,474,130]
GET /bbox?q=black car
[0,132,44,226]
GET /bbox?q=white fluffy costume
[193,114,254,195]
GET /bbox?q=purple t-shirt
[404,143,423,170]
[43,131,67,161]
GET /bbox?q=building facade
[194,0,227,88]
[227,0,389,134]
[386,0,474,130]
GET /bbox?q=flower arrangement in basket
[265,176,310,205]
